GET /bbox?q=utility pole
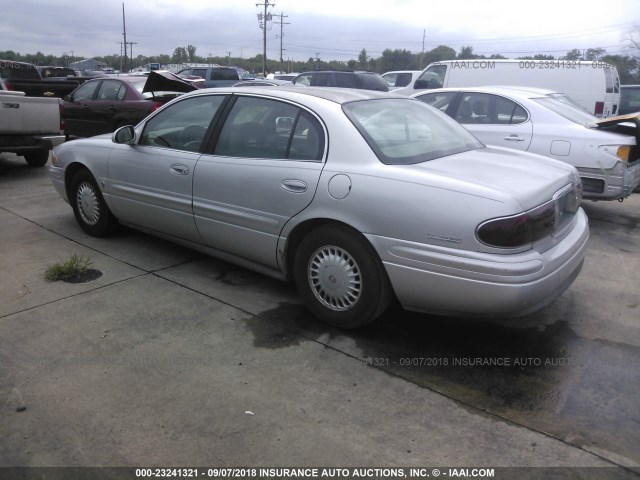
[274,12,289,73]
[420,29,426,69]
[122,3,128,72]
[256,0,274,77]
[116,42,124,71]
[315,53,320,71]
[226,51,232,66]
[127,42,138,69]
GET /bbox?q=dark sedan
[63,72,196,138]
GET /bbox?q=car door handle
[504,135,525,142]
[170,164,190,176]
[282,179,308,193]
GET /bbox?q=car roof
[296,70,381,75]
[183,85,405,104]
[82,75,146,84]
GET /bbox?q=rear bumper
[578,160,640,200]
[368,209,589,318]
[0,134,64,152]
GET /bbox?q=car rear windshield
[358,73,389,92]
[343,99,482,165]
[533,95,597,124]
[211,68,239,80]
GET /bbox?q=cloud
[1,0,638,62]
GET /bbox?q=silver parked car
[412,86,640,201]
[49,87,588,328]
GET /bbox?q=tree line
[2,43,638,83]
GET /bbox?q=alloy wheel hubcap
[76,182,100,225]
[308,245,362,311]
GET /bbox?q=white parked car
[381,70,421,90]
[413,86,640,201]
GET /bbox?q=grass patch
[44,253,93,282]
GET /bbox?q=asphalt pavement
[1,153,639,479]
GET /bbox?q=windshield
[343,99,482,165]
[533,95,597,124]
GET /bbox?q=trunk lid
[418,146,579,211]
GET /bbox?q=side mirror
[63,94,71,102]
[112,125,135,144]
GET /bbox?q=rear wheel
[294,225,392,329]
[24,150,50,167]
[70,169,118,237]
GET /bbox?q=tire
[24,150,49,167]
[294,225,392,329]
[70,169,118,237]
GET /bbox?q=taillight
[150,101,162,113]
[476,185,581,249]
[5,81,14,90]
[594,101,604,117]
[477,203,556,248]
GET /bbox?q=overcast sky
[2,0,639,63]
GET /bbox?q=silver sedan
[49,87,588,328]
[412,86,640,201]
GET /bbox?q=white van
[394,59,621,117]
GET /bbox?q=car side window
[97,80,124,101]
[334,72,358,88]
[314,72,330,86]
[495,96,528,124]
[71,81,99,101]
[455,93,490,124]
[416,92,457,113]
[415,65,445,89]
[294,73,313,86]
[454,93,528,125]
[395,72,413,87]
[139,95,226,152]
[213,96,324,161]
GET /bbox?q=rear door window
[358,73,389,91]
[213,96,324,161]
[454,93,527,125]
[97,80,126,101]
[313,73,330,86]
[334,72,359,88]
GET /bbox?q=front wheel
[294,225,392,329]
[70,169,118,237]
